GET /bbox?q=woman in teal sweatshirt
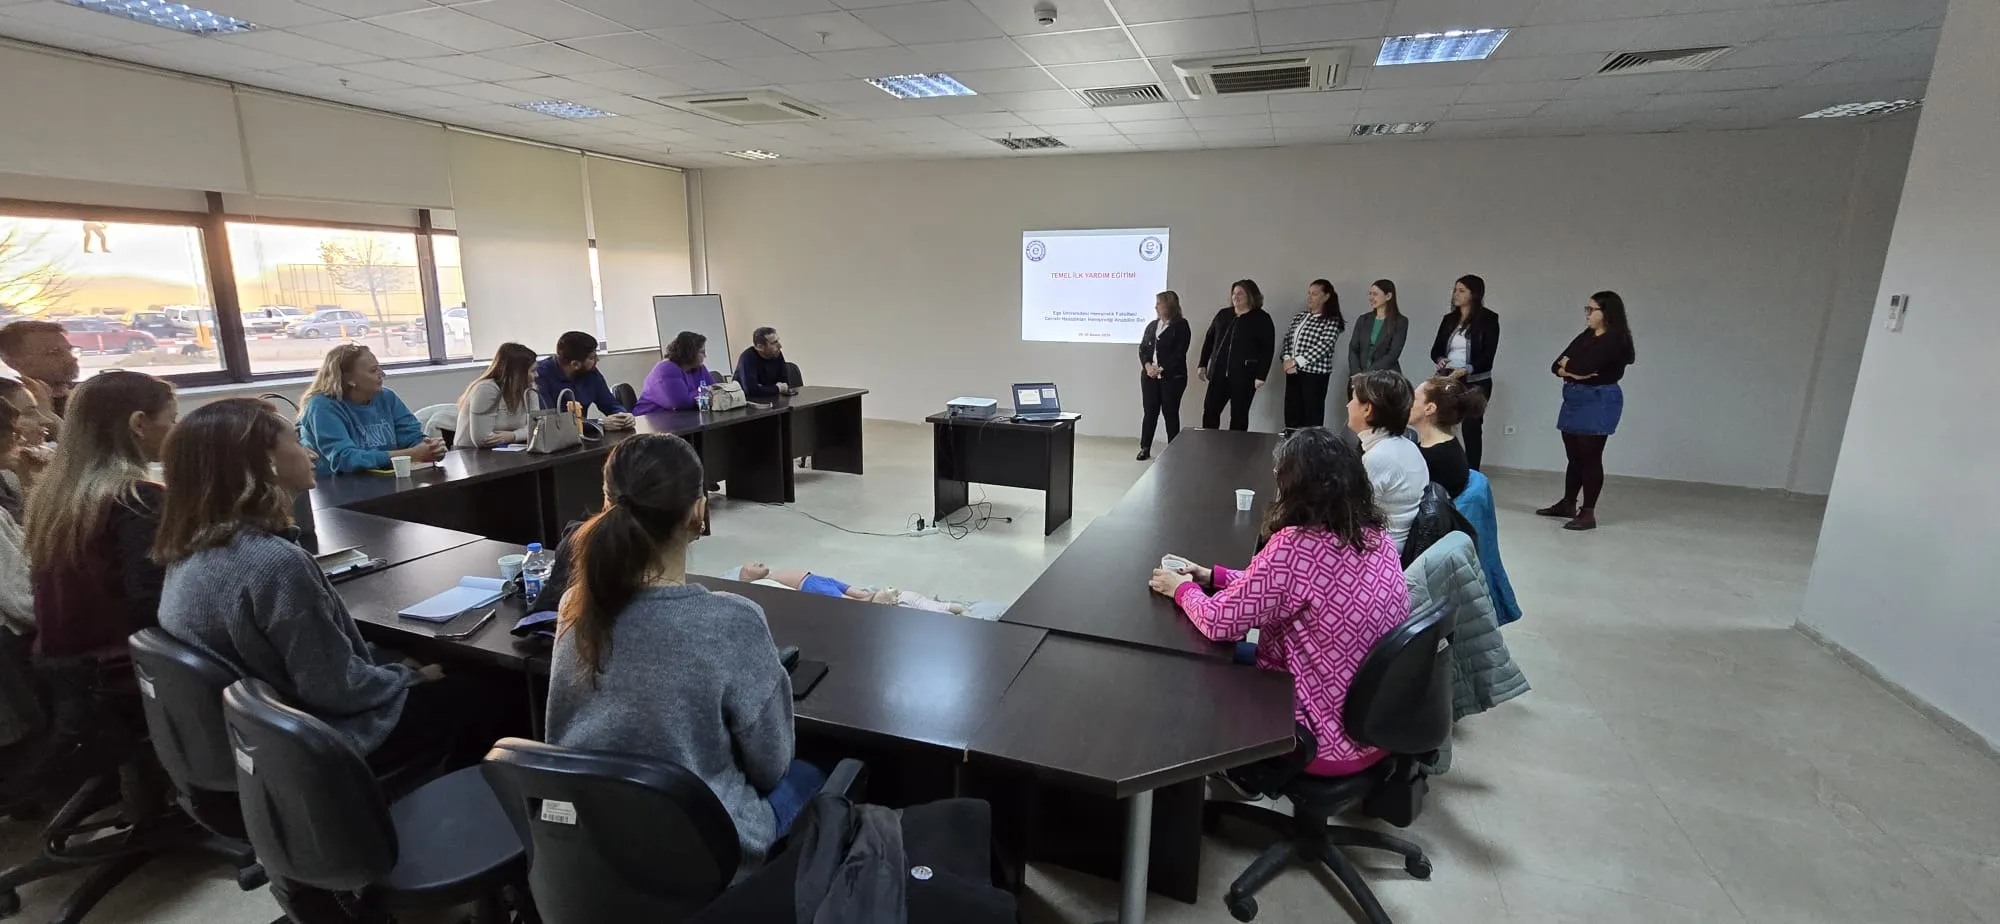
[298,344,444,475]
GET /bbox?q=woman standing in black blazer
[1429,274,1500,469]
[1137,291,1190,460]
[1346,279,1408,392]
[1280,279,1346,430]
[1198,280,1276,431]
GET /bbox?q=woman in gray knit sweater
[547,433,822,880]
[153,399,510,774]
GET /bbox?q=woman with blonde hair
[298,344,443,474]
[455,342,541,448]
[26,370,178,660]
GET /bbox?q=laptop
[1012,382,1067,421]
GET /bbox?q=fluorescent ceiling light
[59,0,255,35]
[511,100,618,119]
[866,74,978,99]
[722,150,782,161]
[1799,99,1921,119]
[1352,121,1434,136]
[1377,29,1508,66]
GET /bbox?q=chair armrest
[818,758,866,801]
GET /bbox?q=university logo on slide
[1138,236,1164,261]
[1026,239,1047,262]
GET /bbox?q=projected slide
[1021,228,1170,343]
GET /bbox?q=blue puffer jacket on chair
[1453,471,1523,626]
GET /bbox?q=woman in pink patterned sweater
[1150,427,1411,780]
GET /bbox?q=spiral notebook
[399,577,507,622]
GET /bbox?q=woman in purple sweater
[634,330,715,415]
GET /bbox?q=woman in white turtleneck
[1345,371,1429,553]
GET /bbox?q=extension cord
[910,526,940,537]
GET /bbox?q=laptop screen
[1013,383,1060,414]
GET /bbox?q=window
[0,212,225,381]
[227,222,429,374]
[431,232,472,360]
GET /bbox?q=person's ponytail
[557,434,706,681]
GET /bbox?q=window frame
[0,194,467,388]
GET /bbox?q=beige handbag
[526,388,585,454]
[708,379,747,412]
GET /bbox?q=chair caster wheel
[1224,892,1257,922]
[238,863,269,890]
[0,887,20,918]
[1406,856,1433,879]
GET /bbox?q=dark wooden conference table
[314,423,1295,924]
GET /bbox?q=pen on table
[435,609,496,640]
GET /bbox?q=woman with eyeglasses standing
[1539,291,1636,532]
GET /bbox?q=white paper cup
[391,456,413,477]
[498,554,525,581]
[1235,488,1255,512]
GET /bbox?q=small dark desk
[970,636,1296,921]
[309,507,482,568]
[341,539,541,673]
[926,414,1078,535]
[1003,430,1280,657]
[771,387,868,481]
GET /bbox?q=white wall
[701,123,1912,492]
[1801,0,2000,748]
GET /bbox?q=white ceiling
[0,0,1945,167]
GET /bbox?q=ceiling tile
[943,110,1029,128]
[703,0,838,19]
[497,73,607,96]
[952,66,1058,93]
[1042,59,1158,88]
[984,88,1085,110]
[1795,52,1929,86]
[853,0,1002,43]
[1175,94,1268,116]
[1480,57,1606,89]
[1632,87,1771,112]
[1365,59,1483,89]
[341,58,470,84]
[1187,112,1268,131]
[136,37,300,71]
[0,12,124,51]
[562,32,700,67]
[412,52,547,81]
[1036,117,1119,133]
[1270,107,1355,128]
[809,44,930,76]
[1454,79,1570,104]
[1860,27,1940,60]
[306,0,434,17]
[1669,63,1820,93]
[727,52,854,81]
[288,20,455,58]
[1265,88,1362,111]
[484,40,616,74]
[199,0,343,28]
[266,62,405,91]
[456,0,625,41]
[1353,102,1446,122]
[1446,99,1544,120]
[1111,0,1248,25]
[367,85,481,108]
[572,67,694,94]
[1771,0,1944,38]
[1250,2,1389,47]
[746,10,898,51]
[1015,27,1141,65]
[1486,19,1653,59]
[1095,100,1180,121]
[643,59,764,89]
[1023,107,1108,124]
[1117,117,1193,134]
[1195,127,1272,144]
[1563,71,1691,98]
[1707,33,1878,70]
[219,29,385,64]
[1355,84,1462,108]
[1127,14,1254,57]
[1391,0,1535,34]
[654,20,797,56]
[969,0,1116,35]
[563,0,726,29]
[1534,95,1638,119]
[435,80,549,102]
[1526,0,1690,26]
[368,7,539,52]
[5,0,199,43]
[908,37,1034,70]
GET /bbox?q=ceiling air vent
[993,135,1067,150]
[1174,48,1351,98]
[1079,84,1169,107]
[659,90,827,125]
[1598,46,1733,75]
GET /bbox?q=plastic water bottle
[696,385,712,412]
[521,542,554,600]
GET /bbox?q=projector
[946,396,998,419]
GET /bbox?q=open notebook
[399,577,507,622]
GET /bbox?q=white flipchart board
[651,294,729,362]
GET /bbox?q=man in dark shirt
[735,326,793,398]
[0,319,78,440]
[533,331,634,428]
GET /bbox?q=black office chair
[479,738,862,924]
[1209,599,1455,924]
[614,383,639,412]
[783,363,803,390]
[222,678,528,923]
[127,630,265,890]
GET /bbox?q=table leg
[811,398,865,474]
[1044,425,1075,535]
[933,423,970,522]
[1108,789,1154,924]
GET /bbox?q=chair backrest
[129,629,241,795]
[481,738,740,924]
[614,383,639,412]
[783,363,803,389]
[1342,599,1455,755]
[223,678,397,891]
[415,402,456,443]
